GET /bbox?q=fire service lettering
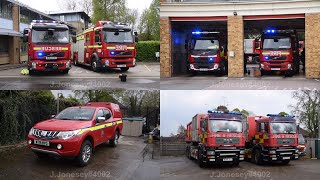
[41,47,64,51]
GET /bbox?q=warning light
[209,57,214,62]
[266,29,276,34]
[37,52,44,57]
[110,51,115,55]
[265,56,269,60]
[192,31,201,35]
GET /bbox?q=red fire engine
[23,20,73,75]
[257,29,300,77]
[72,21,138,72]
[244,114,299,165]
[185,31,227,76]
[244,39,260,64]
[27,102,123,166]
[185,111,245,167]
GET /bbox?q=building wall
[160,17,172,78]
[122,120,143,137]
[0,18,13,30]
[305,13,320,78]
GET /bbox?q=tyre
[73,58,77,66]
[253,149,263,165]
[76,140,93,167]
[198,148,205,168]
[233,161,240,166]
[62,70,69,74]
[281,160,290,165]
[35,152,48,159]
[186,147,190,159]
[29,70,36,76]
[260,70,265,76]
[285,70,294,77]
[92,58,100,72]
[109,130,119,147]
[120,67,129,72]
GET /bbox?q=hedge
[136,41,160,62]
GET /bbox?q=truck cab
[27,102,123,167]
[186,111,245,167]
[245,114,299,165]
[185,31,227,76]
[23,20,72,75]
[258,29,300,77]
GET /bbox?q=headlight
[57,129,81,140]
[32,62,37,69]
[133,58,136,66]
[240,150,245,154]
[29,128,35,135]
[295,149,299,153]
[288,63,292,70]
[269,150,276,154]
[261,64,264,69]
[207,151,215,155]
[105,60,110,66]
[66,61,71,68]
[213,64,219,70]
[190,64,194,69]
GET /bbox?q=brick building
[0,0,56,65]
[160,0,320,79]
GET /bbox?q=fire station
[160,0,320,79]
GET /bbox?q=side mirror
[105,113,111,120]
[255,42,260,49]
[135,36,139,43]
[23,29,29,35]
[51,115,56,118]
[72,36,77,43]
[23,35,28,43]
[134,31,138,36]
[97,117,106,123]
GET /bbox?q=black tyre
[233,161,240,166]
[92,58,100,72]
[281,160,290,165]
[29,70,36,76]
[76,140,93,167]
[73,58,78,66]
[198,149,205,168]
[253,149,263,165]
[260,70,265,76]
[285,70,294,77]
[109,130,119,147]
[35,152,48,159]
[120,67,129,72]
[62,70,69,74]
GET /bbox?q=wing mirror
[97,117,106,123]
[51,115,56,118]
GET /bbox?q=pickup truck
[27,102,123,166]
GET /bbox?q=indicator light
[37,52,44,57]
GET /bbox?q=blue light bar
[266,29,276,34]
[267,114,294,117]
[208,110,224,114]
[192,31,201,35]
[37,52,44,57]
[208,110,242,115]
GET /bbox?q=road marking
[144,64,152,72]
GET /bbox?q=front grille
[276,138,295,145]
[216,138,240,145]
[33,129,60,139]
[114,51,133,56]
[43,52,65,57]
[194,57,209,64]
[267,56,287,60]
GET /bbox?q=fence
[160,142,186,156]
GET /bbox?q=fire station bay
[0,0,89,66]
[160,0,320,79]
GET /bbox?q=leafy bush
[136,41,160,62]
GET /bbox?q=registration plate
[271,68,280,71]
[117,65,126,68]
[199,68,209,72]
[46,57,57,60]
[223,158,233,162]
[283,157,290,160]
[34,140,50,147]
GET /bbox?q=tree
[58,0,93,15]
[138,0,160,41]
[290,90,320,138]
[177,125,186,135]
[279,112,289,116]
[232,108,250,119]
[216,105,229,112]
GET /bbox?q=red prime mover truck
[185,31,227,76]
[185,111,245,167]
[23,20,73,75]
[257,29,300,77]
[72,21,138,72]
[244,114,299,165]
[27,102,123,166]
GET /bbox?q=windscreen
[55,108,95,121]
[209,120,242,133]
[32,29,69,44]
[271,122,297,134]
[104,31,133,44]
[193,39,219,50]
[263,37,291,50]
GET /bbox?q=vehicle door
[94,109,108,145]
[103,109,114,140]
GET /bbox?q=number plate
[271,68,281,71]
[34,140,50,146]
[199,68,209,72]
[46,57,58,60]
[117,65,126,68]
[223,158,233,162]
[283,157,290,160]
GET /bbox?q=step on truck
[257,29,300,77]
[23,20,73,75]
[244,114,299,165]
[185,111,245,167]
[72,21,138,72]
[27,102,123,166]
[185,31,228,76]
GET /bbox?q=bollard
[119,74,127,82]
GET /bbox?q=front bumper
[189,62,222,72]
[27,135,82,157]
[101,58,136,69]
[261,148,299,161]
[29,60,71,71]
[202,148,245,164]
[260,61,291,71]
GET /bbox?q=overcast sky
[17,0,152,14]
[160,90,297,136]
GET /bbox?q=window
[258,122,269,133]
[85,33,90,43]
[96,110,104,120]
[0,36,9,54]
[95,30,101,43]
[0,1,13,20]
[60,15,65,22]
[20,39,28,54]
[103,109,112,119]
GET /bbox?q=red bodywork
[24,21,72,73]
[27,102,123,157]
[73,21,137,71]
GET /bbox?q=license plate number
[200,68,208,72]
[271,68,280,71]
[34,140,50,146]
[46,57,57,60]
[223,158,233,162]
[117,65,126,68]
[283,157,290,160]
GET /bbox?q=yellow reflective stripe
[262,52,269,55]
[116,120,123,124]
[33,47,41,50]
[107,47,115,50]
[85,45,103,48]
[61,48,69,50]
[76,35,85,40]
[84,28,94,34]
[281,52,290,55]
[77,120,122,135]
[127,47,135,50]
